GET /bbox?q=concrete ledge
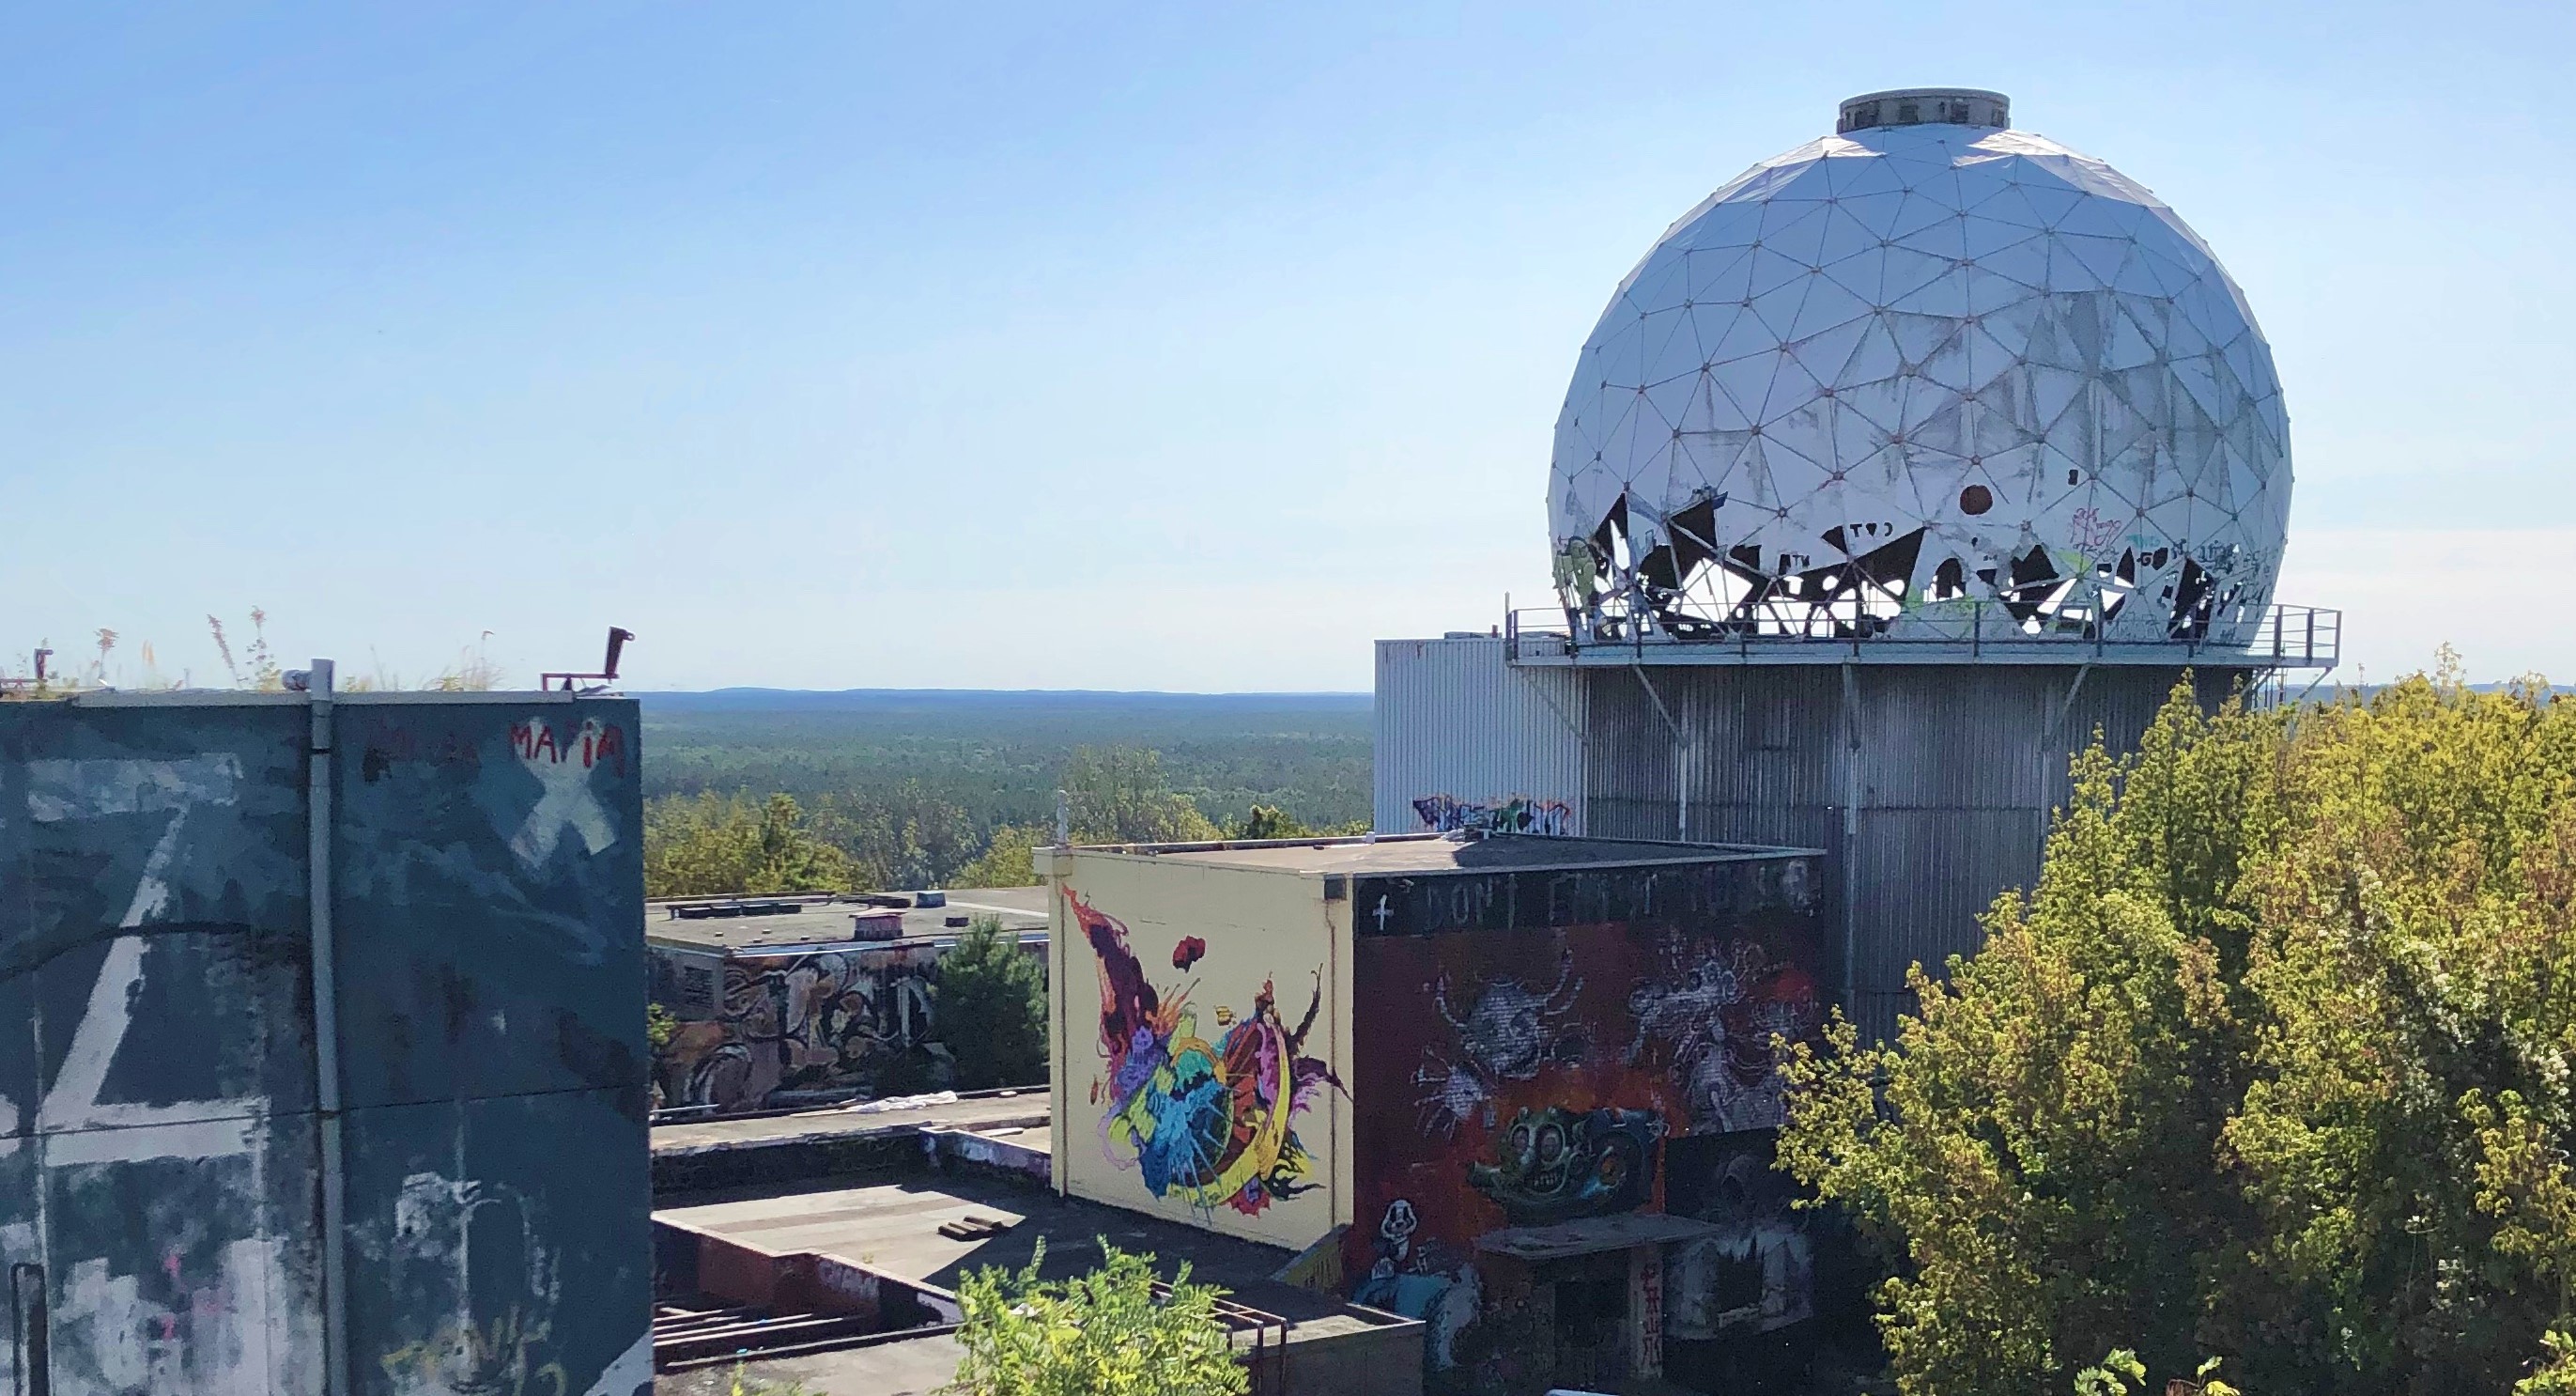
[919,1125,1051,1187]
[653,1125,930,1195]
[655,1216,964,1340]
[653,1094,1050,1196]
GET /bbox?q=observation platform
[1504,602,2339,671]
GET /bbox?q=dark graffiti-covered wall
[1343,853,1824,1392]
[654,942,946,1110]
[0,692,649,1396]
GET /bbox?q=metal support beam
[305,659,351,1396]
[10,1262,47,1396]
[2039,660,2096,750]
[1839,662,1862,1019]
[1628,666,1689,842]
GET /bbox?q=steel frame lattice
[1550,94,2291,649]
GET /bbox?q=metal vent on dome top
[1837,87,2009,133]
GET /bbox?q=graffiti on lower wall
[1071,890,1343,1218]
[1659,1136,1814,1343]
[1353,1196,1484,1370]
[1411,794,1576,837]
[1343,857,1824,1389]
[656,946,944,1110]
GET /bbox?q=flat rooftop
[646,885,1046,953]
[660,1171,1332,1303]
[652,1091,1045,1156]
[1067,831,1817,876]
[657,1172,1395,1349]
[654,1168,1409,1396]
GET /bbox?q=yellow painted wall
[1045,852,1347,1250]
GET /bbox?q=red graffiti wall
[1339,855,1825,1388]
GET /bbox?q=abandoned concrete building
[645,888,1047,1113]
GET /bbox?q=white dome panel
[1549,97,2291,646]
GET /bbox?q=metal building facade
[1578,661,2238,1041]
[1373,639,1585,838]
[0,689,650,1396]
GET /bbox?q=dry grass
[5,610,506,695]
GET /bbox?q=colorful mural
[1071,890,1343,1218]
[656,945,944,1110]
[1467,1105,1664,1224]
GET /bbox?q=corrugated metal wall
[1581,663,2232,1042]
[1373,639,1586,836]
[0,691,650,1396]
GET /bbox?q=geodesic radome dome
[1549,89,2291,647]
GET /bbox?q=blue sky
[4,2,2568,690]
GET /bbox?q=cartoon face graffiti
[1351,1201,1482,1374]
[1374,1198,1419,1274]
[1073,890,1344,1218]
[1625,939,1821,1134]
[1466,1105,1665,1224]
[1412,951,1585,1135]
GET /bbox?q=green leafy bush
[1781,668,2576,1395]
[946,1237,1248,1396]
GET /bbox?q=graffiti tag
[508,717,623,870]
[1411,794,1575,838]
[2069,505,2120,553]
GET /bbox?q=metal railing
[1151,1280,1292,1394]
[1504,600,2340,670]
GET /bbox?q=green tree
[945,1238,1248,1396]
[724,1364,811,1395]
[1779,669,2576,1395]
[937,914,1048,1089]
[643,791,853,897]
[1062,746,1222,845]
[1223,804,1369,840]
[958,822,1045,889]
[1230,803,1310,840]
[954,746,1225,887]
[806,782,982,892]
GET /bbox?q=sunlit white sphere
[1549,89,2290,645]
